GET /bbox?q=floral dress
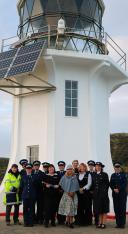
[58,192,78,216]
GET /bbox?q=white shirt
[79,172,92,190]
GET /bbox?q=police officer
[57,161,66,225]
[110,163,127,229]
[19,159,28,176]
[87,160,95,174]
[93,162,109,229]
[42,162,50,174]
[33,160,44,224]
[20,163,37,227]
[57,161,66,179]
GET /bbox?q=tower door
[27,145,39,163]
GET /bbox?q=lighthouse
[0,0,128,181]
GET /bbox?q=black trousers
[6,204,19,223]
[34,194,44,223]
[23,198,35,225]
[57,192,66,224]
[113,192,127,227]
[77,192,92,225]
[44,194,58,224]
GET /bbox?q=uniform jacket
[93,171,109,197]
[57,170,66,180]
[110,172,127,194]
[20,174,37,200]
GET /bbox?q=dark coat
[93,171,110,214]
[110,172,127,194]
[20,174,37,200]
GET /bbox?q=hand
[114,188,119,193]
[79,188,84,193]
[54,185,59,188]
[46,184,50,188]
[10,187,17,192]
[68,192,74,197]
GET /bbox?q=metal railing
[104,33,127,71]
[0,25,127,71]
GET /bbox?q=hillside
[0,158,9,184]
[110,133,128,170]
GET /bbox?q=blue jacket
[110,172,127,194]
[20,174,37,200]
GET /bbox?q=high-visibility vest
[3,172,21,205]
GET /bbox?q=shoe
[119,226,125,229]
[101,224,106,229]
[51,222,56,227]
[96,224,102,228]
[24,224,28,227]
[115,225,119,228]
[28,224,34,227]
[38,220,44,224]
[44,224,49,228]
[65,221,69,226]
[115,225,125,229]
[69,223,74,228]
[6,222,11,226]
[14,221,22,225]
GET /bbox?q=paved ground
[0,217,128,234]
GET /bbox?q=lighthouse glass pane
[31,0,43,17]
[65,80,78,117]
[26,0,35,16]
[46,0,59,12]
[23,2,29,21]
[59,0,77,13]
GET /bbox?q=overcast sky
[0,0,128,156]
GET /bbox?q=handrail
[104,32,127,70]
[0,25,127,71]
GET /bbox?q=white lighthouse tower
[0,0,128,191]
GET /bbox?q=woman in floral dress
[58,164,79,228]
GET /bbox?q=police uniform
[32,161,45,224]
[77,171,92,226]
[110,163,127,228]
[43,166,60,227]
[19,159,28,177]
[20,163,37,227]
[93,163,109,220]
[56,161,66,225]
[42,162,50,174]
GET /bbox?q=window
[65,80,78,117]
[27,145,39,163]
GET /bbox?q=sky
[0,0,128,156]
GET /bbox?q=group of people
[3,159,128,229]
